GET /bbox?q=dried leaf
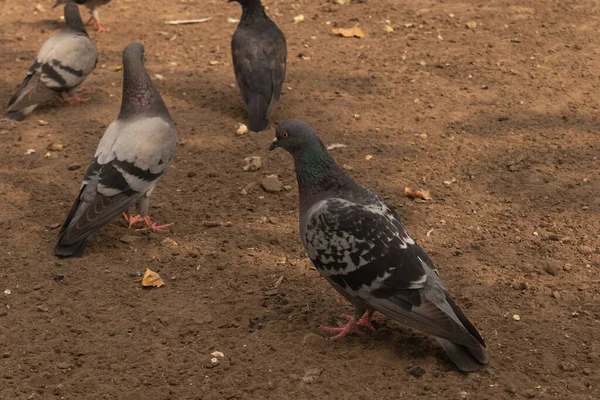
[142,268,165,288]
[404,187,432,200]
[326,143,347,150]
[332,26,364,38]
[293,14,304,24]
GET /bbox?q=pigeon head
[269,120,326,154]
[63,3,86,32]
[228,0,262,5]
[119,43,170,121]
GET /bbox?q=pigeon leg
[136,215,172,233]
[94,20,106,33]
[320,316,365,340]
[61,93,89,104]
[123,211,144,229]
[339,311,376,331]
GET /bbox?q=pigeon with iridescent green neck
[269,120,489,372]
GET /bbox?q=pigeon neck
[241,2,266,20]
[119,66,167,120]
[293,147,348,196]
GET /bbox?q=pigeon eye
[281,131,289,138]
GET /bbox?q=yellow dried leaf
[113,65,123,72]
[209,60,220,65]
[332,26,364,38]
[404,187,432,200]
[142,268,165,288]
[384,25,394,32]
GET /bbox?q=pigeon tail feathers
[247,94,269,132]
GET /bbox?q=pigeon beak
[268,138,278,151]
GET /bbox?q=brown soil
[1,0,599,399]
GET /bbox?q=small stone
[210,351,225,358]
[243,156,261,172]
[161,238,178,248]
[578,245,594,255]
[35,4,46,12]
[543,261,561,276]
[551,291,560,299]
[119,235,137,244]
[235,123,248,136]
[342,163,354,171]
[560,362,576,372]
[210,357,219,366]
[409,366,426,377]
[563,263,572,272]
[56,362,72,369]
[36,305,49,312]
[504,386,517,395]
[3,289,11,296]
[68,163,82,171]
[261,175,283,193]
[187,171,197,178]
[512,314,521,321]
[582,368,592,376]
[302,332,323,347]
[47,143,64,151]
[301,368,322,384]
[465,21,477,29]
[548,234,560,241]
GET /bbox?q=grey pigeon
[54,43,177,258]
[54,0,112,32]
[269,120,489,372]
[2,3,97,122]
[230,0,286,132]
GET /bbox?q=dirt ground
[0,0,599,398]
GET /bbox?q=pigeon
[54,42,177,258]
[54,0,112,32]
[230,0,286,132]
[269,120,489,372]
[2,3,97,122]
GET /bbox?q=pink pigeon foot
[92,19,106,32]
[61,94,89,104]
[136,216,172,233]
[340,311,376,331]
[319,311,375,340]
[320,316,365,341]
[123,211,144,229]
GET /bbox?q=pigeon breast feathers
[96,117,176,176]
[304,198,429,296]
[38,32,98,91]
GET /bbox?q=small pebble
[261,175,283,193]
[68,163,82,171]
[512,314,521,321]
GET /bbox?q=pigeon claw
[340,311,376,331]
[123,211,144,229]
[320,316,365,340]
[135,216,173,233]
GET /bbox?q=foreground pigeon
[54,42,177,257]
[230,0,286,132]
[54,0,112,32]
[269,120,489,372]
[2,3,97,122]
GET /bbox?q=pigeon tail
[247,94,269,132]
[435,293,488,371]
[2,108,30,122]
[435,337,488,372]
[53,237,90,258]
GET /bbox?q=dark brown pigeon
[230,0,286,132]
[269,120,489,372]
